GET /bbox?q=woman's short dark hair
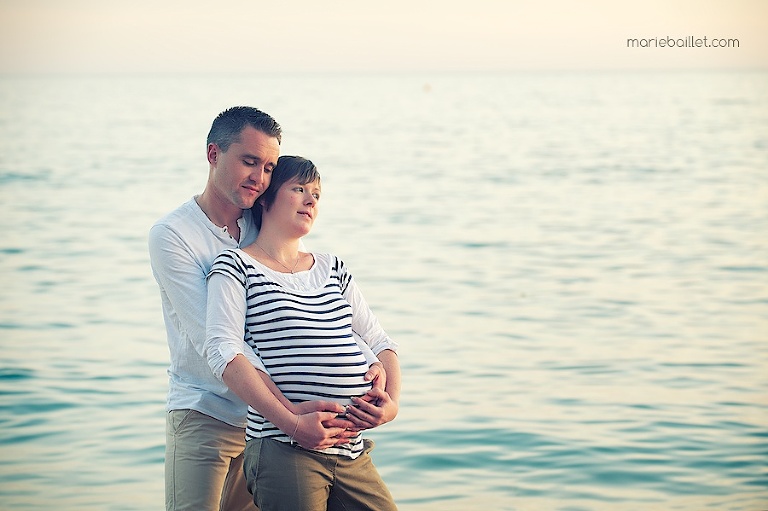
[207,106,282,151]
[252,156,321,229]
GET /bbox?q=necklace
[254,242,301,274]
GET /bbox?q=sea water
[0,71,766,510]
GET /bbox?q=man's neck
[195,192,243,239]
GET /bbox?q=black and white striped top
[207,249,396,459]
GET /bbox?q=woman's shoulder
[311,253,354,281]
[310,252,347,268]
[212,248,264,274]
[213,247,244,263]
[211,247,235,261]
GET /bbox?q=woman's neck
[248,225,308,273]
[253,231,300,261]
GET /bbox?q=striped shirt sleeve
[336,257,399,356]
[206,250,268,380]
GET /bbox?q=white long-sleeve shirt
[148,198,258,427]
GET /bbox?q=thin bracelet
[290,415,300,444]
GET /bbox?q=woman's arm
[338,259,401,429]
[347,348,400,429]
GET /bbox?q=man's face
[207,126,280,210]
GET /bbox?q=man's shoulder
[148,199,215,258]
[150,199,205,236]
[152,198,196,224]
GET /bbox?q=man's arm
[222,355,348,450]
[148,223,210,356]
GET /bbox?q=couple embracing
[149,106,400,511]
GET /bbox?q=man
[149,107,398,511]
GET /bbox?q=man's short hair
[207,106,282,151]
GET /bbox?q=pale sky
[0,0,765,74]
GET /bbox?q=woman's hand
[365,362,387,393]
[343,387,399,431]
[283,360,395,445]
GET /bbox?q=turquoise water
[1,72,767,510]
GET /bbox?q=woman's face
[264,177,321,238]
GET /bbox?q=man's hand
[291,411,356,450]
[290,400,344,416]
[285,400,358,446]
[284,361,396,445]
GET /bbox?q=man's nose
[250,167,266,185]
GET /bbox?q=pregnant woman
[205,156,400,511]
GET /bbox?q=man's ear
[207,143,218,165]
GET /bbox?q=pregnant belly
[276,366,374,407]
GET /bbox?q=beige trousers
[165,409,258,511]
[244,437,397,511]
